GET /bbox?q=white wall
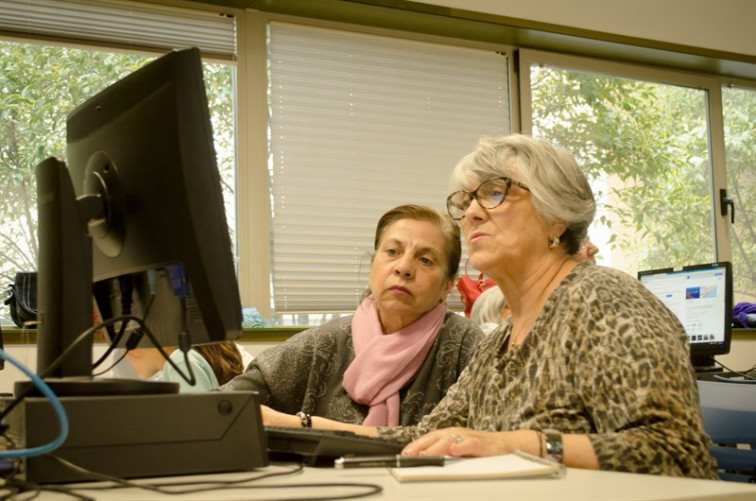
[413,0,756,57]
[719,338,756,372]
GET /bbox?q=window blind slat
[0,0,236,58]
[269,21,510,314]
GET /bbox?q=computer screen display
[34,48,242,394]
[638,262,732,371]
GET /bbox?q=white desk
[33,463,756,501]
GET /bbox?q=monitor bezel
[638,261,733,371]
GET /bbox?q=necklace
[507,308,540,348]
[502,322,528,350]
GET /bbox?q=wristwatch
[543,429,564,463]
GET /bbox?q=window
[723,83,756,304]
[520,50,728,276]
[267,22,511,323]
[2,1,750,329]
[0,44,150,311]
[0,0,236,326]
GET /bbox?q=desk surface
[34,463,756,501]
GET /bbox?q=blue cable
[0,349,69,458]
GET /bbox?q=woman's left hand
[401,427,537,458]
[260,405,300,427]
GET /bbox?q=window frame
[517,48,735,266]
[2,0,752,324]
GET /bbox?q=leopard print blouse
[379,261,718,479]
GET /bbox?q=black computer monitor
[638,262,733,372]
[32,48,242,395]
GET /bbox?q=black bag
[4,272,38,328]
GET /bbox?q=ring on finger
[452,434,464,444]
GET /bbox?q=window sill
[0,326,310,344]
[1,326,752,344]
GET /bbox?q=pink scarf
[342,296,447,426]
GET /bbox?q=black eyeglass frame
[446,176,530,221]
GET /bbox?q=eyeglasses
[446,177,529,221]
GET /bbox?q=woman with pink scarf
[221,204,483,427]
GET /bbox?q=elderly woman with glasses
[223,204,483,427]
[390,134,717,478]
[276,135,717,479]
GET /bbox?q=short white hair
[449,134,596,254]
[471,286,508,325]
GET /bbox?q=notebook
[389,451,565,482]
[265,426,406,465]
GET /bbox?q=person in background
[578,238,599,263]
[111,341,252,380]
[126,340,243,392]
[194,342,245,385]
[233,341,255,371]
[263,135,717,479]
[470,286,509,334]
[221,204,483,426]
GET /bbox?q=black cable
[0,315,194,423]
[0,316,129,422]
[175,321,196,387]
[32,484,93,501]
[97,289,157,376]
[89,320,128,371]
[93,315,196,384]
[51,455,302,491]
[139,461,305,489]
[90,348,128,378]
[92,276,157,372]
[48,455,383,500]
[0,473,93,501]
[714,359,756,380]
[0,478,43,501]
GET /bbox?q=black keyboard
[265,426,406,466]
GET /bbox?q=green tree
[531,66,754,301]
[0,42,235,323]
[723,86,756,302]
[0,43,147,288]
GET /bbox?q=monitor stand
[692,355,723,374]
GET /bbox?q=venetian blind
[268,22,510,314]
[0,0,236,59]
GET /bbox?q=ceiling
[190,0,755,80]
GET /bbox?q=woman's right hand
[401,427,540,458]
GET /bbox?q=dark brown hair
[194,341,244,385]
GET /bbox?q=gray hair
[471,286,508,326]
[449,134,596,254]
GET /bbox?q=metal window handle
[719,189,735,224]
